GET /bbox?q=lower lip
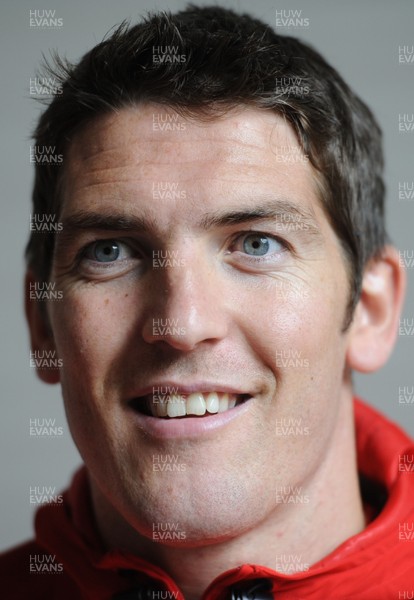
[127,399,253,440]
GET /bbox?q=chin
[125,485,266,548]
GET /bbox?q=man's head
[27,5,386,325]
[25,6,405,551]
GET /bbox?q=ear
[25,270,60,384]
[346,245,406,373]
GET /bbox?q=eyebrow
[199,199,320,233]
[61,211,151,234]
[59,198,321,238]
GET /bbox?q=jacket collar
[35,398,414,599]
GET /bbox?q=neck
[90,393,365,600]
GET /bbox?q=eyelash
[75,237,140,267]
[230,230,290,254]
[75,231,290,269]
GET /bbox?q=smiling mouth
[129,392,251,418]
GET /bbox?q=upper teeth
[147,391,238,418]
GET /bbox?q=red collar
[34,398,414,599]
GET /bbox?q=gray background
[0,0,413,551]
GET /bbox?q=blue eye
[86,240,121,262]
[243,234,269,256]
[241,234,280,256]
[77,238,143,277]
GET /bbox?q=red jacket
[1,399,414,599]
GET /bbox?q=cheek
[47,285,141,461]
[49,285,137,379]
[235,267,346,371]
[47,283,143,450]
[233,272,348,471]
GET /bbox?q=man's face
[47,105,351,543]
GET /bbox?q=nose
[141,257,228,351]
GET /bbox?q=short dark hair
[26,4,386,326]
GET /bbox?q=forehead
[62,104,324,226]
[69,102,300,145]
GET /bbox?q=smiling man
[2,5,414,599]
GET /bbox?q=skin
[27,105,405,599]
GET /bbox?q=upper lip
[129,382,254,398]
